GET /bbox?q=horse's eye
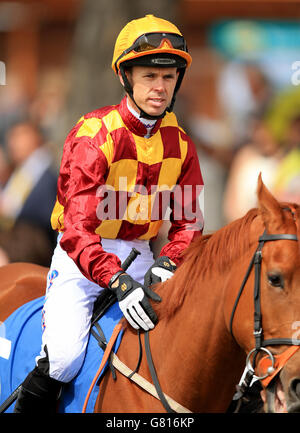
[267,272,284,289]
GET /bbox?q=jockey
[14,14,204,413]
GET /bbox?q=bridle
[229,217,300,405]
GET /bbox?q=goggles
[115,32,188,70]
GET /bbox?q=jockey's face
[120,66,179,117]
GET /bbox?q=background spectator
[272,114,300,204]
[0,121,58,248]
[223,115,282,222]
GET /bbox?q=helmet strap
[167,68,186,113]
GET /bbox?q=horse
[1,175,300,413]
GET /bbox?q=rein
[85,325,191,413]
[229,224,300,407]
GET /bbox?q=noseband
[229,221,300,401]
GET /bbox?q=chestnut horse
[1,176,300,413]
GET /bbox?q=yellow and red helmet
[112,14,192,74]
[112,15,192,119]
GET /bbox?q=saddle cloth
[0,296,123,413]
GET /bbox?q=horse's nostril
[290,379,300,399]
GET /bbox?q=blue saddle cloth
[0,296,123,413]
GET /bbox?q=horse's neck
[150,272,245,412]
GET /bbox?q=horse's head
[228,174,300,412]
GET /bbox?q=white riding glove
[144,256,177,288]
[109,273,161,331]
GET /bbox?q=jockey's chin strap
[229,228,300,408]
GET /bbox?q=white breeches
[36,235,154,383]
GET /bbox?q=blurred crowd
[0,70,63,267]
[180,49,300,232]
[1,31,300,268]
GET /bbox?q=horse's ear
[257,173,283,231]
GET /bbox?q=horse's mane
[155,208,259,320]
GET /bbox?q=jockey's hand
[109,273,161,331]
[144,256,177,289]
